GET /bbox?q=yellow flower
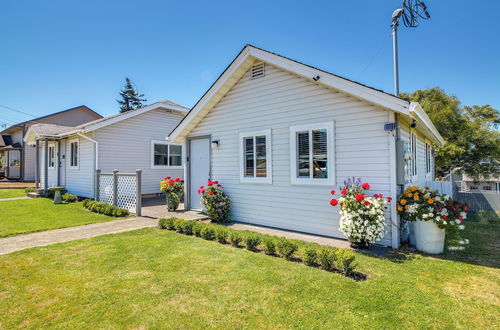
[397,205,403,211]
[406,192,413,198]
[411,186,419,192]
[400,199,407,205]
[413,194,419,201]
[423,195,429,200]
[428,198,434,204]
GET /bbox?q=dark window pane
[255,135,266,177]
[244,137,254,177]
[297,131,310,178]
[169,145,182,166]
[154,144,168,166]
[312,129,328,178]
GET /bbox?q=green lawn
[0,198,119,237]
[0,222,498,328]
[0,189,25,199]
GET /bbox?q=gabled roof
[168,44,444,146]
[23,100,189,144]
[0,105,102,135]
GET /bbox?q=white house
[24,100,189,198]
[167,45,444,248]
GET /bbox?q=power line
[354,30,392,81]
[0,104,37,118]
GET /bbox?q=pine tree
[117,77,147,113]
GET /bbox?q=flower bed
[158,218,362,279]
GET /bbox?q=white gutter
[77,133,99,169]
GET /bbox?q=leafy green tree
[117,77,147,113]
[401,88,499,178]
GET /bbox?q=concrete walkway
[0,196,30,202]
[0,217,159,255]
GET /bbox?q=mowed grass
[0,222,498,329]
[0,198,119,237]
[0,189,25,199]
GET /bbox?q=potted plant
[329,177,391,249]
[197,180,231,223]
[160,177,183,211]
[397,186,468,254]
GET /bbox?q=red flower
[364,200,371,206]
[458,216,463,221]
[201,189,205,194]
[200,186,204,189]
[355,194,365,202]
[197,189,201,194]
[221,187,224,189]
[387,197,393,202]
[330,198,338,206]
[361,183,370,190]
[330,190,336,195]
[207,182,213,186]
[175,178,181,182]
[165,176,171,180]
[378,194,383,198]
[341,189,347,195]
[213,181,219,184]
[463,206,468,211]
[209,191,214,195]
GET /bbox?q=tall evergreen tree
[117,77,147,113]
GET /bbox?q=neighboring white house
[24,100,189,198]
[167,45,444,248]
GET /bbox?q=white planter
[413,219,445,254]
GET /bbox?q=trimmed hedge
[82,199,129,217]
[157,218,360,279]
[62,193,78,203]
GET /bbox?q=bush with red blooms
[198,180,231,223]
[329,177,391,248]
[160,177,183,211]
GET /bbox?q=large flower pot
[413,219,445,254]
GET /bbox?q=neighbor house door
[8,150,21,178]
[189,137,210,210]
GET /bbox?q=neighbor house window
[410,131,417,176]
[151,140,183,168]
[239,129,272,183]
[290,122,334,185]
[69,139,79,168]
[48,144,56,168]
[483,186,492,191]
[425,142,431,174]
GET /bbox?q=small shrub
[277,239,298,260]
[317,248,338,272]
[173,219,186,233]
[62,193,78,203]
[181,221,195,235]
[200,226,215,240]
[159,218,176,230]
[82,200,129,217]
[263,239,276,255]
[335,249,357,276]
[82,199,91,208]
[25,187,35,193]
[215,227,228,244]
[245,234,261,251]
[228,231,242,247]
[303,248,317,266]
[192,222,204,237]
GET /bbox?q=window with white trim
[151,140,183,168]
[290,122,334,185]
[239,129,272,183]
[425,142,432,174]
[69,139,79,168]
[410,131,417,176]
[48,144,56,168]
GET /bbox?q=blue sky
[1,0,499,125]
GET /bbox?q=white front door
[59,140,66,186]
[189,137,210,210]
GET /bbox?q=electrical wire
[0,104,37,118]
[355,30,392,80]
[402,0,431,28]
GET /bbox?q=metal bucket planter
[165,192,180,212]
[414,219,445,254]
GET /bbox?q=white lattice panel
[117,175,137,212]
[99,174,114,205]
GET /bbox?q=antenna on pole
[391,0,431,96]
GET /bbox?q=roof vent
[251,62,265,79]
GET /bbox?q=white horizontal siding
[64,135,95,198]
[94,109,185,195]
[189,63,393,244]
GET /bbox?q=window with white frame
[290,122,334,185]
[151,140,183,168]
[69,139,79,168]
[48,144,56,168]
[239,129,272,183]
[410,131,417,176]
[425,142,432,174]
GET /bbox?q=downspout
[77,133,99,199]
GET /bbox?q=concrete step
[27,192,42,198]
